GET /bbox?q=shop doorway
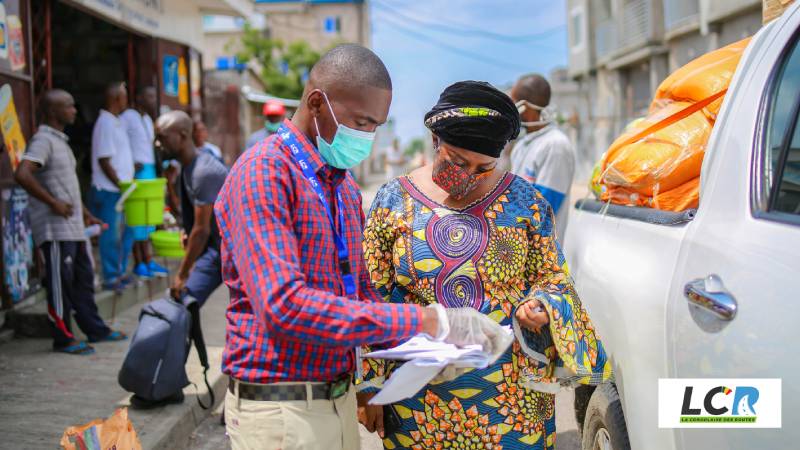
[31,0,156,192]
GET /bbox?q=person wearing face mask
[510,74,576,241]
[245,99,286,150]
[213,45,509,450]
[358,81,612,449]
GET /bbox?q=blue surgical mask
[313,92,375,169]
[265,121,281,133]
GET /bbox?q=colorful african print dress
[360,173,612,450]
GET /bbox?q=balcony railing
[595,18,618,61]
[618,0,651,51]
[664,0,699,32]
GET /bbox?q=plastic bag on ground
[60,408,142,450]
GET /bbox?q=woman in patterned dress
[357,81,612,450]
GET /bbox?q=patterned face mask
[432,149,493,200]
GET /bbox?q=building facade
[256,0,369,50]
[0,0,247,308]
[566,0,762,179]
[202,1,375,177]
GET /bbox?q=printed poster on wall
[163,54,178,97]
[178,56,188,105]
[7,14,24,71]
[0,84,26,170]
[2,188,35,303]
[0,1,8,60]
[189,50,202,111]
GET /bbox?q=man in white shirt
[89,82,135,290]
[510,74,576,241]
[192,120,223,164]
[120,86,168,280]
[384,138,406,181]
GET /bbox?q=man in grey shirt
[155,111,228,308]
[15,89,126,355]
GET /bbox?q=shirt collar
[519,123,555,146]
[277,118,326,174]
[38,124,69,142]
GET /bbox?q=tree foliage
[404,137,425,157]
[231,23,323,99]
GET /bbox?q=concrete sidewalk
[0,285,229,449]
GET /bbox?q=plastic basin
[150,230,185,258]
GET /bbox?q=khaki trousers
[225,380,360,450]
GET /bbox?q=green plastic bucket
[118,178,166,226]
[150,230,185,258]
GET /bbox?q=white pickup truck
[564,4,800,450]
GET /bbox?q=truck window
[763,32,800,219]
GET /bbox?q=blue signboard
[163,55,179,97]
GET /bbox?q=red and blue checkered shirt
[215,120,423,384]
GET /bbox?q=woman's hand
[516,299,549,333]
[357,392,384,437]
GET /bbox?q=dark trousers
[181,247,222,308]
[41,241,110,347]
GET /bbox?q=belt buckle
[330,374,351,399]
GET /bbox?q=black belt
[229,375,352,402]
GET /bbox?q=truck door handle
[684,275,737,321]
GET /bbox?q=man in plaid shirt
[215,45,508,450]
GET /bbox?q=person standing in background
[15,89,127,354]
[384,137,406,181]
[89,82,135,291]
[192,120,223,163]
[510,74,575,241]
[244,100,286,150]
[155,111,228,310]
[120,86,169,280]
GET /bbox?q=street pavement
[0,281,229,449]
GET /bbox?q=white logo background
[658,378,781,428]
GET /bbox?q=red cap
[263,101,286,117]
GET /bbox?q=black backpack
[118,298,214,408]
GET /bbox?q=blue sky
[370,0,568,146]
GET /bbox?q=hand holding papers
[365,326,513,405]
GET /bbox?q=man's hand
[170,273,188,301]
[180,230,188,249]
[357,392,384,437]
[83,212,103,227]
[164,164,178,183]
[515,299,550,333]
[134,162,144,173]
[50,200,74,218]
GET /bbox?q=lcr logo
[680,385,759,423]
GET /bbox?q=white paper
[369,359,445,405]
[366,327,513,404]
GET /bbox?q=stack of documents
[365,327,512,404]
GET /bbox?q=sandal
[54,341,95,355]
[90,330,128,343]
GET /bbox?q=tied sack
[593,37,751,211]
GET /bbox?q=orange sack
[654,37,751,119]
[593,36,751,211]
[600,102,711,197]
[601,177,700,211]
